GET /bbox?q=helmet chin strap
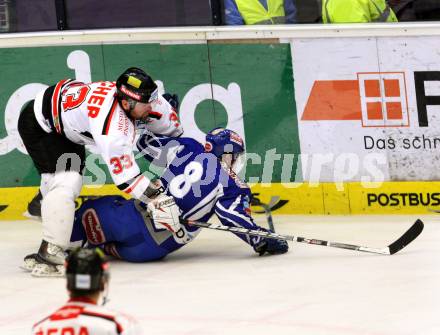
[122,99,137,120]
[221,153,234,169]
[221,153,245,175]
[128,99,137,111]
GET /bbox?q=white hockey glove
[147,194,182,233]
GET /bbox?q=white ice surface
[0,214,439,335]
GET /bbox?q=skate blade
[20,253,39,272]
[22,211,42,221]
[20,262,35,272]
[31,263,65,277]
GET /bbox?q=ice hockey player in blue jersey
[70,128,288,262]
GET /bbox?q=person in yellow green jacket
[225,0,297,25]
[322,0,398,23]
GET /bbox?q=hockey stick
[251,196,276,231]
[252,198,289,213]
[182,218,424,255]
[251,195,289,213]
[262,202,276,232]
[252,196,280,213]
[266,199,289,212]
[251,194,276,231]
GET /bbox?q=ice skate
[23,240,67,277]
[21,253,39,272]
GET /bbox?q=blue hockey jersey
[71,133,265,262]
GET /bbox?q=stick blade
[387,219,424,255]
[269,199,289,212]
[267,196,281,208]
[252,199,289,213]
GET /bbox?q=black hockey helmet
[65,248,109,292]
[116,67,158,104]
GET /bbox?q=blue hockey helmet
[205,127,244,170]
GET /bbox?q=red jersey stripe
[123,175,145,194]
[52,79,70,134]
[32,315,50,329]
[102,98,119,135]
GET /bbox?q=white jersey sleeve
[141,94,183,137]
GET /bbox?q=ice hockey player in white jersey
[18,67,182,276]
[32,247,142,335]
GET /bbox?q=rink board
[251,181,440,215]
[2,28,440,220]
[1,181,439,220]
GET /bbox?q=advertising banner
[292,36,440,183]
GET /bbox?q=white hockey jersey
[31,297,142,335]
[34,79,182,201]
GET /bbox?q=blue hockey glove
[162,93,179,111]
[253,234,289,256]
